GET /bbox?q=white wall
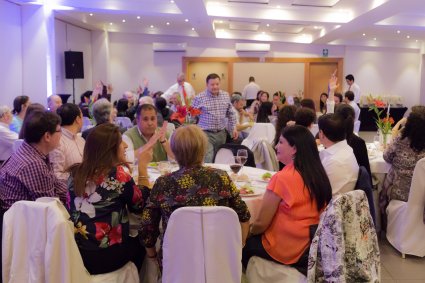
[0,1,22,107]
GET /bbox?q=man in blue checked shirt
[192,73,238,162]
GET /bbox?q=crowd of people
[0,70,424,280]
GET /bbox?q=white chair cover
[354,120,361,134]
[166,122,175,137]
[214,147,234,165]
[244,123,275,145]
[242,139,278,172]
[246,256,306,283]
[386,157,425,257]
[162,206,242,283]
[115,117,133,129]
[2,197,139,283]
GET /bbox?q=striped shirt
[192,89,237,132]
[0,141,67,211]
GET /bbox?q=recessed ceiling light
[137,16,141,19]
[373,37,377,40]
[192,27,195,31]
[362,33,366,36]
[219,20,223,24]
[109,22,113,25]
[262,31,265,34]
[185,19,189,22]
[166,22,170,25]
[397,30,401,34]
[314,26,318,29]
[335,25,341,29]
[406,35,410,39]
[277,5,281,8]
[170,0,174,3]
[150,25,154,28]
[122,19,126,23]
[266,24,270,27]
[416,39,419,42]
[89,13,93,16]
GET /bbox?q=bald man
[47,95,63,112]
[162,73,195,106]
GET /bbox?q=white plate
[254,178,271,183]
[239,188,263,197]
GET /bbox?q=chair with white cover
[246,257,306,283]
[115,116,133,129]
[2,197,139,283]
[386,157,425,258]
[354,120,361,134]
[213,147,234,165]
[162,206,242,283]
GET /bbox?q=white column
[21,4,56,106]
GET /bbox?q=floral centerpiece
[368,94,394,147]
[170,96,201,125]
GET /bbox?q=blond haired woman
[140,125,250,263]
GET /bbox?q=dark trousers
[79,236,145,275]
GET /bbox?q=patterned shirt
[0,141,67,211]
[67,166,150,251]
[383,136,425,201]
[140,166,250,252]
[192,90,237,132]
[50,127,85,180]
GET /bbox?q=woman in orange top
[242,125,332,274]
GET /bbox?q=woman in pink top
[242,125,332,274]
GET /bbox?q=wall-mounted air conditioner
[235,43,270,52]
[152,42,187,52]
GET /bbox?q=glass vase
[379,130,392,149]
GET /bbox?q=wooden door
[187,62,229,94]
[306,62,338,112]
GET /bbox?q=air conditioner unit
[152,42,187,52]
[235,43,270,52]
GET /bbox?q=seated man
[47,94,63,112]
[50,103,85,180]
[0,105,18,165]
[81,98,114,139]
[318,113,359,195]
[344,91,360,121]
[0,110,67,212]
[123,104,174,163]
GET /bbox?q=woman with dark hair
[18,103,46,139]
[381,109,425,204]
[335,104,371,180]
[250,91,269,116]
[67,123,152,274]
[334,92,343,105]
[273,105,297,146]
[319,92,328,114]
[256,101,273,123]
[242,125,332,273]
[10,95,30,134]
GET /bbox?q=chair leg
[402,253,406,259]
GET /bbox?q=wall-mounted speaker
[64,51,84,79]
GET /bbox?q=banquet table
[144,163,274,222]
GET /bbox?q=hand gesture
[328,69,339,92]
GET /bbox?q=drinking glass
[237,149,248,174]
[229,156,243,181]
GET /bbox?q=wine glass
[237,149,248,174]
[230,156,243,181]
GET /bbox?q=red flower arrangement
[368,95,394,135]
[170,105,201,124]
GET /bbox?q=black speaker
[64,51,84,79]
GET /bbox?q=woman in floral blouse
[67,123,153,274]
[140,125,251,264]
[380,110,425,226]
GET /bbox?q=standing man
[242,76,260,107]
[192,73,238,162]
[50,103,85,180]
[345,74,361,104]
[162,73,195,106]
[344,91,360,121]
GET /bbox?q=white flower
[74,191,102,218]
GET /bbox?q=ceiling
[11,0,425,49]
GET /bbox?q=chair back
[162,206,242,283]
[2,197,139,283]
[114,116,133,129]
[386,157,425,257]
[355,166,376,225]
[214,143,256,167]
[307,190,380,282]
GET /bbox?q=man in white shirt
[162,73,195,106]
[50,103,85,180]
[344,91,360,121]
[242,76,260,107]
[345,74,361,103]
[318,113,359,195]
[0,105,18,164]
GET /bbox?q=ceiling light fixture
[397,30,400,34]
[277,5,281,8]
[122,19,126,23]
[335,25,341,29]
[406,35,410,39]
[262,31,265,34]
[266,24,270,27]
[373,37,377,40]
[109,22,113,25]
[137,16,141,19]
[192,27,195,31]
[170,0,174,3]
[185,19,189,22]
[416,39,419,42]
[89,13,93,16]
[166,22,170,25]
[150,25,154,28]
[314,26,318,29]
[362,33,366,36]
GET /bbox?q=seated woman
[140,125,251,265]
[250,91,269,116]
[273,105,297,147]
[319,92,328,114]
[256,101,273,123]
[67,123,152,274]
[10,95,30,134]
[381,109,425,206]
[242,125,332,274]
